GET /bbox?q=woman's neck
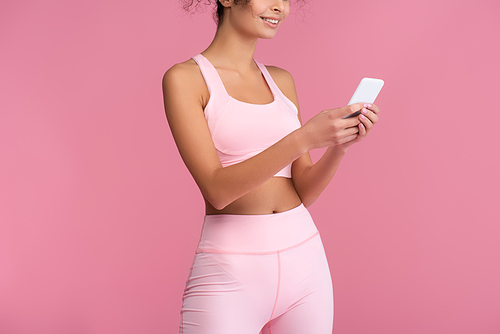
[202,24,258,72]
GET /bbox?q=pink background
[1,0,499,333]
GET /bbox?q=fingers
[339,103,380,139]
[341,134,358,144]
[360,107,378,126]
[342,120,366,146]
[367,103,380,114]
[342,103,366,117]
[343,115,361,128]
[343,125,360,137]
[322,103,380,147]
[337,103,380,148]
[334,123,359,145]
[346,103,380,115]
[342,102,380,121]
[342,110,361,119]
[358,122,366,137]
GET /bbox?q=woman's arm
[292,105,379,207]
[162,61,363,210]
[267,66,380,207]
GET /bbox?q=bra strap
[255,61,282,98]
[192,54,231,131]
[255,61,298,114]
[192,54,229,100]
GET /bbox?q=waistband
[196,204,319,254]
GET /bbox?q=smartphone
[343,78,385,119]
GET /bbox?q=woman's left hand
[339,103,380,149]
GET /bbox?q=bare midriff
[205,177,302,215]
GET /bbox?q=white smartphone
[343,78,385,119]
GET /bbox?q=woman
[162,0,380,333]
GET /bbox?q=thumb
[342,102,366,119]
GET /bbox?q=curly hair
[181,0,306,26]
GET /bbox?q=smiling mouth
[261,17,279,24]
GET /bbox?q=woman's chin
[260,31,279,40]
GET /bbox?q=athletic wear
[192,54,301,178]
[179,204,334,334]
[178,55,335,333]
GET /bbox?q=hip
[197,203,318,254]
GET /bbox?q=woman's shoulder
[162,58,202,87]
[264,65,298,106]
[162,58,209,106]
[264,65,294,82]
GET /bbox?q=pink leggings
[179,204,334,334]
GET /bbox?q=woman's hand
[339,103,380,149]
[291,102,380,206]
[300,102,378,151]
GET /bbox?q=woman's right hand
[300,103,366,150]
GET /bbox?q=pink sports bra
[192,54,301,178]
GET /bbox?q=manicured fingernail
[361,108,368,114]
[360,114,366,120]
[364,103,372,108]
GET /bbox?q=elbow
[209,200,229,211]
[200,169,234,211]
[301,199,315,208]
[203,190,231,211]
[296,191,318,209]
[302,201,311,208]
